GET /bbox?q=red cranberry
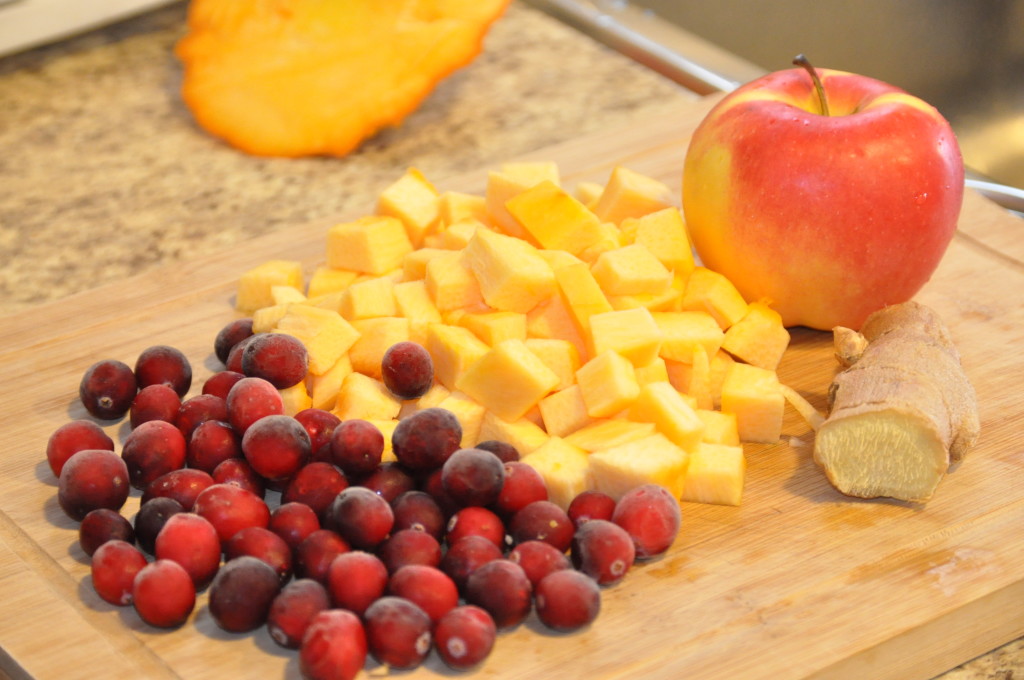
[567,489,617,528]
[363,596,432,670]
[90,539,147,606]
[534,568,601,631]
[325,550,388,618]
[299,609,367,680]
[132,559,196,628]
[46,419,115,478]
[267,578,331,649]
[612,484,681,560]
[388,565,458,624]
[571,518,636,586]
[508,500,574,552]
[464,559,532,629]
[433,605,497,671]
[154,512,221,590]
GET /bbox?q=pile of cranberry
[48,319,681,680]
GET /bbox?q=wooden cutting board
[1,94,1022,680]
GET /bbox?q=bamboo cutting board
[1,94,1022,680]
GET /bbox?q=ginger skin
[813,301,979,502]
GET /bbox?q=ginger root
[813,301,980,502]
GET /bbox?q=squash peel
[175,0,510,157]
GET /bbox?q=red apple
[681,57,964,331]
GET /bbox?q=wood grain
[1,94,1022,680]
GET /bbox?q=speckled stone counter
[0,1,697,315]
[0,3,1019,678]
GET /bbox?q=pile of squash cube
[234,163,790,510]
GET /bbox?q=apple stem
[793,54,830,117]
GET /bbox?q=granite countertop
[0,2,1019,679]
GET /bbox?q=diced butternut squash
[367,419,400,463]
[309,352,353,411]
[523,338,580,392]
[440,219,484,250]
[485,162,560,239]
[236,260,303,314]
[437,391,487,449]
[526,294,588,362]
[461,228,555,313]
[680,443,745,506]
[520,437,592,510]
[424,251,485,312]
[439,191,489,227]
[563,419,656,452]
[306,266,359,299]
[349,317,410,379]
[332,372,402,421]
[425,323,490,392]
[681,267,749,330]
[589,433,688,500]
[653,311,725,364]
[721,300,791,371]
[456,339,560,423]
[275,305,360,375]
[696,409,740,446]
[588,307,663,367]
[628,381,705,452]
[327,215,413,275]
[591,244,672,297]
[537,384,596,438]
[619,207,695,277]
[554,261,613,341]
[634,357,670,386]
[720,362,784,444]
[393,279,442,346]
[252,303,294,333]
[477,410,550,456]
[591,166,674,226]
[271,285,306,305]
[505,180,605,255]
[376,167,440,247]
[688,343,713,410]
[457,310,527,347]
[573,181,604,207]
[401,247,448,281]
[340,276,396,321]
[575,222,623,265]
[576,350,640,418]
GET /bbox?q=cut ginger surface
[176,0,510,157]
[235,163,800,509]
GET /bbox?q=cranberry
[281,462,348,520]
[202,370,245,401]
[387,564,458,623]
[208,555,281,633]
[440,535,503,593]
[433,605,497,671]
[186,419,241,473]
[390,490,445,539]
[293,408,341,459]
[241,413,311,483]
[492,460,548,518]
[211,457,266,498]
[474,439,520,463]
[154,512,222,590]
[299,609,367,680]
[567,489,617,528]
[359,462,417,504]
[132,559,196,628]
[381,341,434,400]
[193,482,271,545]
[377,529,442,574]
[121,419,187,490]
[441,447,505,508]
[534,568,601,631]
[214,318,255,365]
[464,559,532,629]
[225,376,284,435]
[134,496,184,555]
[134,345,192,398]
[79,508,135,557]
[391,407,462,471]
[571,518,636,586]
[129,384,182,428]
[508,539,571,588]
[612,483,681,560]
[174,393,228,440]
[324,486,394,551]
[79,358,136,420]
[446,506,506,549]
[296,529,351,584]
[268,501,321,555]
[45,419,115,478]
[58,449,130,521]
[329,418,384,477]
[224,525,293,585]
[363,596,432,669]
[241,332,308,389]
[141,467,214,511]
[325,550,388,618]
[267,578,331,649]
[508,500,574,552]
[90,539,148,606]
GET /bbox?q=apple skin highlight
[682,67,964,331]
